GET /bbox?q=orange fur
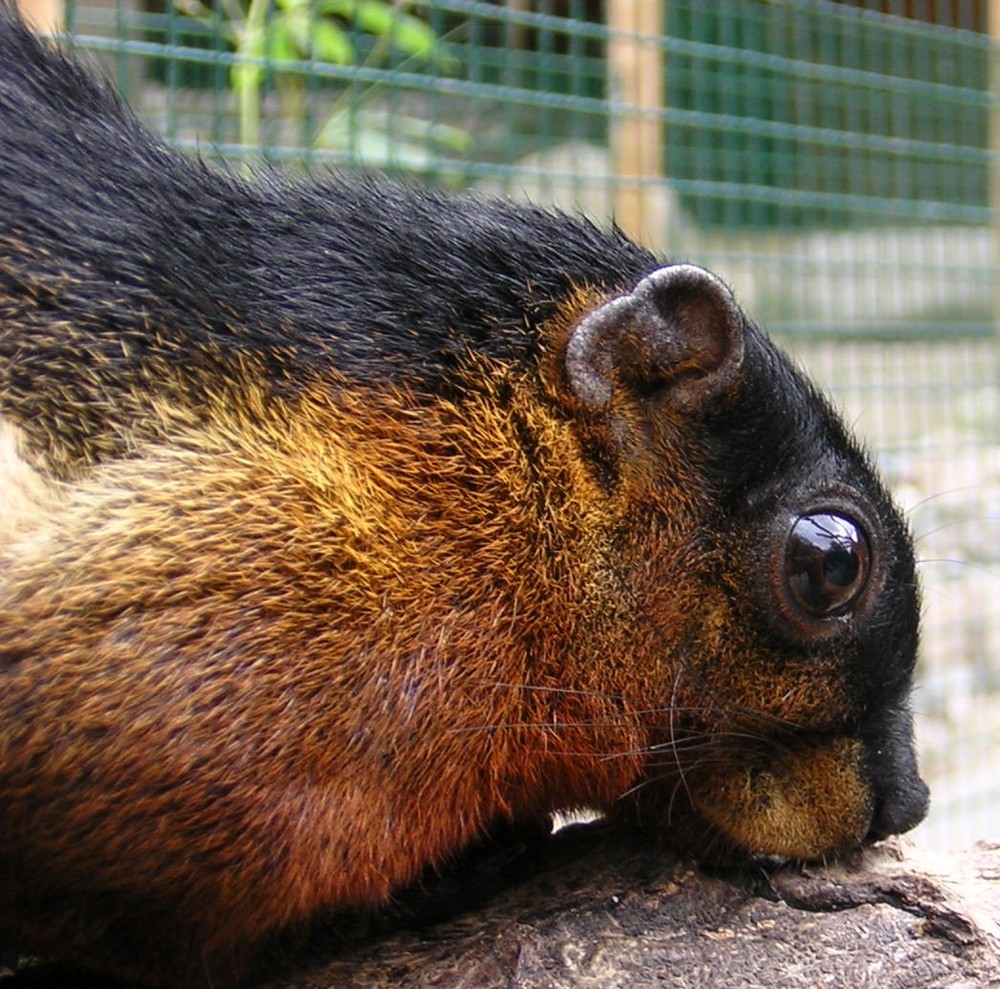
[2,357,663,979]
[0,31,926,971]
[0,277,917,983]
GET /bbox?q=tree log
[267,824,1000,989]
[10,824,1000,988]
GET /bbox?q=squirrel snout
[867,772,930,843]
[864,703,930,842]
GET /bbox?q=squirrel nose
[866,775,930,842]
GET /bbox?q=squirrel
[0,7,928,987]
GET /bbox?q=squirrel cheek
[694,738,874,859]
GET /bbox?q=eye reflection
[785,512,870,617]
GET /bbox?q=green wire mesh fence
[32,0,1000,850]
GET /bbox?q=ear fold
[564,264,745,413]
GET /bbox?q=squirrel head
[546,264,927,859]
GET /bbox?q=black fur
[0,8,653,423]
[0,6,927,983]
[0,1,924,816]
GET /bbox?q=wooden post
[17,0,63,32]
[990,1,1000,345]
[506,0,530,54]
[607,0,665,247]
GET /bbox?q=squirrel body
[0,9,928,986]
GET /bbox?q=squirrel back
[0,9,927,987]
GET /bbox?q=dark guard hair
[0,6,927,987]
[0,6,654,474]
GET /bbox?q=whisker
[667,771,689,826]
[475,683,717,719]
[474,528,838,758]
[915,516,1000,543]
[917,557,1000,580]
[619,774,657,800]
[448,718,715,737]
[603,726,785,765]
[472,680,626,703]
[904,485,989,516]
[596,553,823,735]
[668,669,692,810]
[473,677,810,735]
[599,739,713,762]
[447,720,627,734]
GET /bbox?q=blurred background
[20,0,998,851]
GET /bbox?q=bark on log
[9,824,1000,988]
[268,824,1000,989]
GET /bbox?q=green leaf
[314,0,440,60]
[267,20,300,64]
[315,107,472,166]
[384,13,438,59]
[309,18,355,64]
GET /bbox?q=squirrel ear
[565,264,745,412]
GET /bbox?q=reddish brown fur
[0,13,928,982]
[0,340,698,979]
[0,277,911,983]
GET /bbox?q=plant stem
[239,0,270,157]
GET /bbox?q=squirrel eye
[785,513,870,617]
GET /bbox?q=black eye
[785,513,870,617]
